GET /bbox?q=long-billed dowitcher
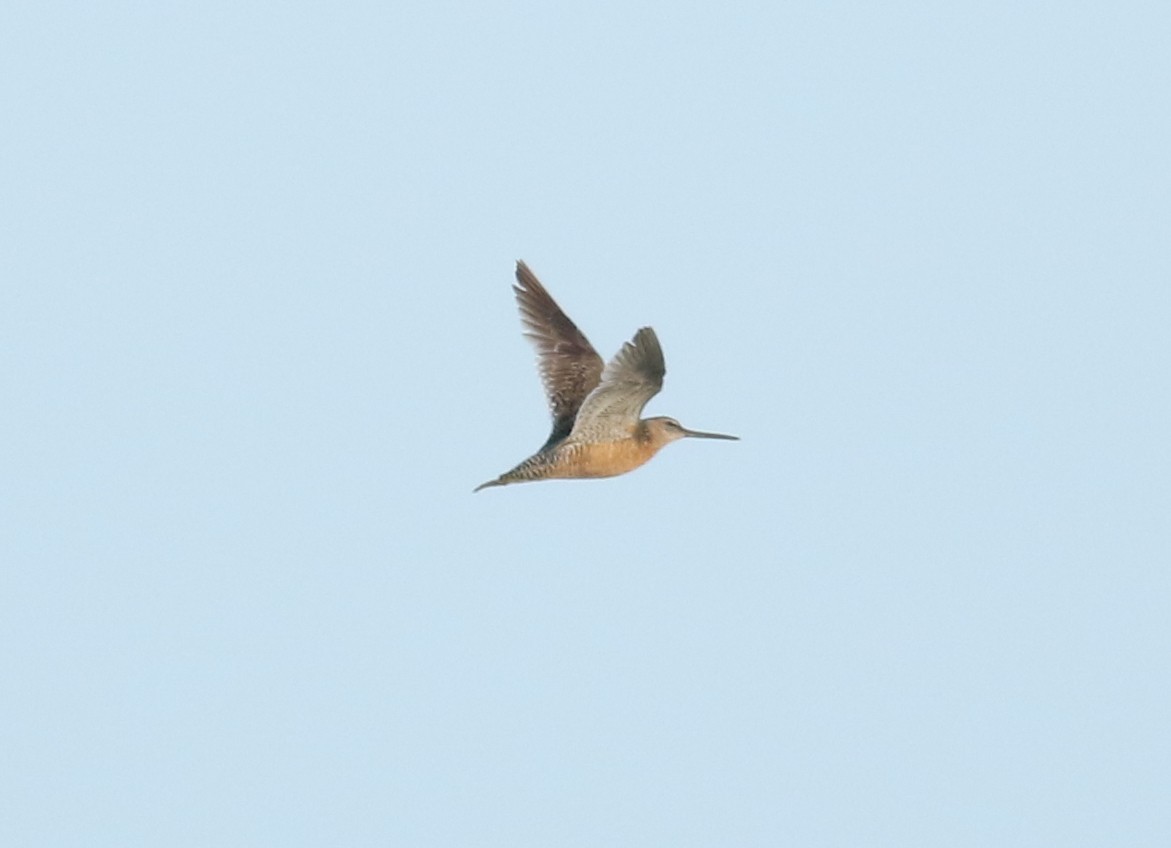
[475,261,737,492]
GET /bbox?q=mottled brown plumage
[513,260,604,449]
[475,261,737,492]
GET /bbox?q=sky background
[3,2,1169,846]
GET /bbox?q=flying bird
[475,261,737,492]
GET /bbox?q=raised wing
[513,261,604,449]
[567,326,665,443]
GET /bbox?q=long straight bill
[681,427,739,440]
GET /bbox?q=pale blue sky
[3,2,1169,846]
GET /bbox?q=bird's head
[643,416,739,447]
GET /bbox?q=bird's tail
[473,449,562,493]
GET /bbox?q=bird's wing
[513,261,605,449]
[567,326,665,443]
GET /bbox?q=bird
[475,261,738,492]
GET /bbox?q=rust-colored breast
[550,438,662,479]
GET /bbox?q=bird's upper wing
[566,326,665,444]
[513,261,605,449]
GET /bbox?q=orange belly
[548,439,660,479]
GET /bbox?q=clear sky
[3,2,1169,846]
